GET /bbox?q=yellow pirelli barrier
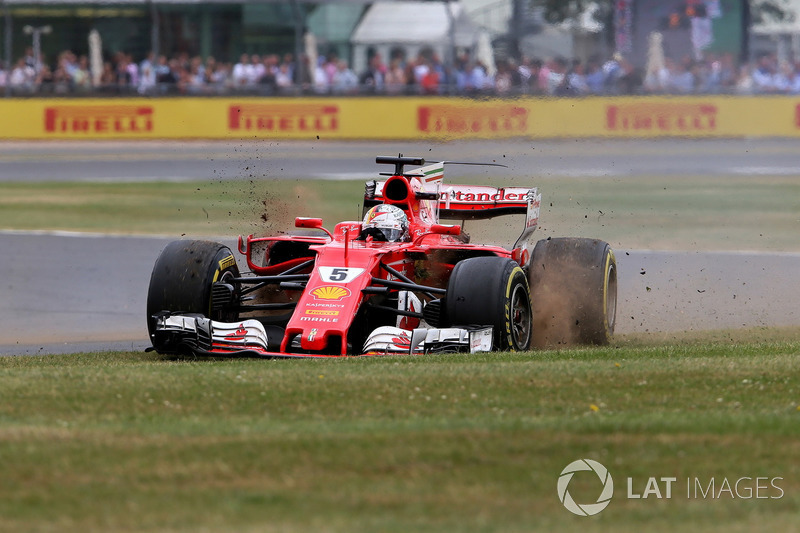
[0,95,799,140]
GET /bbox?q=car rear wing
[438,184,541,252]
[367,180,539,220]
[437,184,538,220]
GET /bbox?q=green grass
[0,180,366,238]
[2,339,800,532]
[2,174,799,252]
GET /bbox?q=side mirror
[430,224,461,236]
[295,217,323,229]
[295,217,332,239]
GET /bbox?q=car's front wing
[150,312,493,358]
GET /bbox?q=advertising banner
[0,96,799,140]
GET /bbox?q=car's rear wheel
[528,238,617,348]
[446,256,532,351]
[146,240,240,347]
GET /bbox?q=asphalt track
[1,139,799,355]
[2,138,800,182]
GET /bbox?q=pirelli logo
[228,104,339,133]
[418,105,528,135]
[218,255,236,271]
[304,309,339,317]
[606,103,717,132]
[44,106,154,134]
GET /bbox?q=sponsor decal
[44,105,153,134]
[225,324,248,341]
[218,255,236,271]
[417,105,528,135]
[228,104,338,133]
[470,328,493,352]
[305,302,345,309]
[441,187,530,204]
[311,286,351,301]
[300,316,338,323]
[305,309,340,317]
[606,103,717,132]
[391,334,411,347]
[307,328,317,342]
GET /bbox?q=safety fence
[2,95,800,139]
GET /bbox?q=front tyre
[446,257,532,351]
[528,238,617,348]
[146,240,240,345]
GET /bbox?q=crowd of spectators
[0,45,798,97]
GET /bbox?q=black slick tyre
[146,240,240,345]
[446,256,532,351]
[528,237,617,348]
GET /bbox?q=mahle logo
[557,459,614,516]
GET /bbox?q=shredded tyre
[529,238,617,348]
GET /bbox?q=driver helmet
[361,204,409,242]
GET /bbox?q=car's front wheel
[446,256,532,351]
[146,240,240,348]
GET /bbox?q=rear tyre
[146,240,240,345]
[528,238,617,348]
[446,257,532,351]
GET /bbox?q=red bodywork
[214,163,540,358]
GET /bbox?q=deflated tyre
[529,237,617,348]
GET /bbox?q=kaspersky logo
[557,459,614,516]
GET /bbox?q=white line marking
[731,166,800,175]
[81,176,199,183]
[534,168,629,178]
[304,172,377,181]
[0,229,174,239]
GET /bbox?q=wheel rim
[510,283,532,349]
[605,262,617,334]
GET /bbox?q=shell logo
[311,286,351,301]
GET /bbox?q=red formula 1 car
[147,155,617,358]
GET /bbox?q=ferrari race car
[147,155,617,358]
